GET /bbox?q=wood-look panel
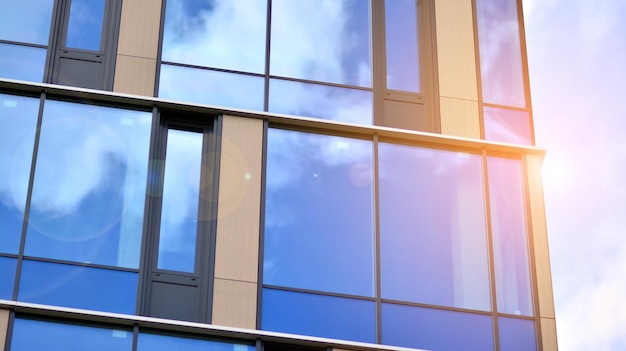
[0,309,9,351]
[439,97,480,139]
[525,154,556,319]
[434,0,479,101]
[212,278,257,329]
[214,116,263,283]
[113,56,156,96]
[117,0,162,59]
[540,317,559,351]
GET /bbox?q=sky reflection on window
[379,143,491,311]
[271,0,372,87]
[157,129,203,273]
[162,0,267,73]
[476,0,526,107]
[0,0,54,45]
[0,94,39,254]
[269,79,372,124]
[385,0,420,92]
[264,129,374,297]
[25,101,151,269]
[484,106,532,145]
[11,318,133,351]
[159,64,264,110]
[488,157,533,316]
[0,44,47,82]
[65,0,106,51]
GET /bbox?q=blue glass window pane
[268,79,373,125]
[379,143,491,311]
[262,288,376,343]
[0,94,39,254]
[476,0,526,107]
[264,129,374,296]
[0,44,46,82]
[0,0,54,45]
[18,260,137,314]
[488,157,533,316]
[162,0,266,73]
[385,0,420,92]
[270,0,372,87]
[157,130,203,273]
[25,101,151,269]
[0,257,17,300]
[499,317,537,351]
[159,64,264,111]
[66,0,106,51]
[138,332,256,351]
[11,318,133,351]
[484,106,532,145]
[382,303,494,351]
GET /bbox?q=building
[0,0,556,350]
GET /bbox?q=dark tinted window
[262,288,376,343]
[0,256,16,299]
[18,260,137,314]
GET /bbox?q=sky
[523,0,626,349]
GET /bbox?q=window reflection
[157,129,203,273]
[382,303,494,351]
[270,0,371,87]
[476,0,526,107]
[25,101,151,268]
[18,260,138,314]
[488,157,533,316]
[0,256,16,299]
[264,129,374,297]
[162,0,266,73]
[65,0,106,51]
[0,94,39,254]
[385,0,420,92]
[483,106,532,145]
[379,143,491,311]
[262,288,376,343]
[269,79,372,124]
[159,64,264,111]
[11,318,133,351]
[498,317,537,351]
[0,0,54,45]
[0,44,47,82]
[138,332,255,351]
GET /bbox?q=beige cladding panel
[214,116,263,283]
[212,279,257,329]
[434,0,479,101]
[540,318,559,351]
[0,309,8,351]
[525,154,556,319]
[117,0,162,59]
[113,56,156,96]
[439,97,480,139]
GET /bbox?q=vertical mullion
[256,120,269,330]
[263,0,272,112]
[372,134,382,344]
[521,154,544,351]
[371,0,385,127]
[12,92,46,301]
[471,0,486,140]
[481,149,500,350]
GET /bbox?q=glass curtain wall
[158,0,421,127]
[0,92,152,314]
[262,128,536,351]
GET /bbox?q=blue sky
[524,0,626,349]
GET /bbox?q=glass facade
[0,0,550,350]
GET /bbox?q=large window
[262,128,536,350]
[158,0,431,131]
[0,0,122,90]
